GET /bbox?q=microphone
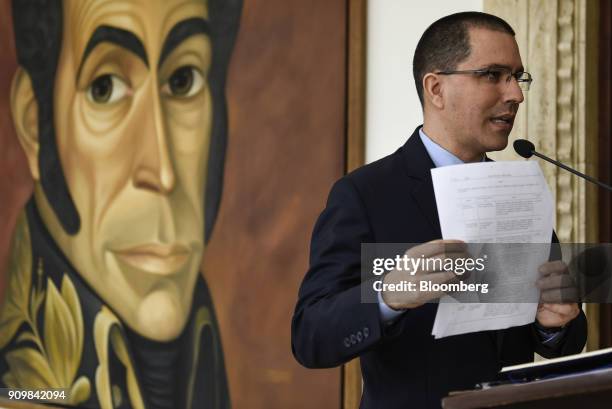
[513,139,612,192]
[513,139,535,158]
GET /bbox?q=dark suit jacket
[291,127,587,409]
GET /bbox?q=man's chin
[488,140,509,152]
[483,132,510,152]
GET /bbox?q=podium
[441,367,612,409]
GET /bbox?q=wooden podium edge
[441,367,612,409]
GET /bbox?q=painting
[0,0,346,408]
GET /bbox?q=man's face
[441,27,524,155]
[34,0,212,341]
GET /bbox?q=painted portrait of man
[0,0,242,408]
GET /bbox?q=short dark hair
[11,0,242,241]
[413,11,515,106]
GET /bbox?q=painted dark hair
[11,0,242,241]
[413,11,515,106]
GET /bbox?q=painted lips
[113,243,190,275]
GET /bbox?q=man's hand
[381,239,468,310]
[535,260,580,328]
[536,303,579,328]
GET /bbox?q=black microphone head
[513,139,535,158]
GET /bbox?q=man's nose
[132,82,176,194]
[504,76,525,105]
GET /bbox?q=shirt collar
[419,128,464,168]
[418,128,485,167]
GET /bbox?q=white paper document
[430,161,554,339]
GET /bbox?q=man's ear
[423,73,444,110]
[10,68,40,180]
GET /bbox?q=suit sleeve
[291,177,385,368]
[531,310,587,358]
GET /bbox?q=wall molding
[485,0,600,350]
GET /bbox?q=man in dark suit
[291,11,587,409]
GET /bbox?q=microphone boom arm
[531,151,612,192]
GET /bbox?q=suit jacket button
[350,334,357,345]
[363,327,370,338]
[356,331,363,342]
[343,337,351,348]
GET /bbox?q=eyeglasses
[435,67,533,91]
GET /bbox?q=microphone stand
[531,151,612,192]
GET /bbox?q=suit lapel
[399,127,442,238]
[412,174,442,238]
[401,131,506,359]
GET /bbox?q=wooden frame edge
[343,0,367,408]
[346,0,367,173]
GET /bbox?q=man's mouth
[490,114,515,128]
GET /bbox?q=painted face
[442,27,525,155]
[34,0,212,341]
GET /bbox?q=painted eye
[163,66,204,97]
[87,74,129,104]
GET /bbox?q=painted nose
[132,82,176,194]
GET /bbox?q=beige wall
[365,0,483,163]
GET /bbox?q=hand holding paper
[381,240,469,310]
